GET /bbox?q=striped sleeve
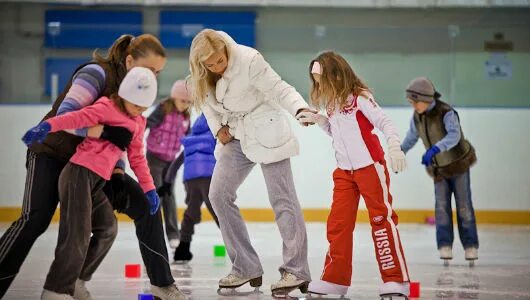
[56,64,106,136]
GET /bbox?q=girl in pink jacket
[297,51,410,299]
[21,67,161,299]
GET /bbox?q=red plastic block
[409,281,420,298]
[125,264,141,278]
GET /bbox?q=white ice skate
[217,273,263,296]
[151,284,187,300]
[271,271,309,298]
[465,247,478,267]
[307,279,348,298]
[379,281,409,300]
[73,279,93,300]
[41,289,75,300]
[439,246,453,266]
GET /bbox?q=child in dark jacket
[160,114,219,262]
[401,77,478,265]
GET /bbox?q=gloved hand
[145,190,161,215]
[421,145,441,166]
[100,125,133,151]
[103,173,129,212]
[156,182,172,197]
[387,138,407,173]
[22,121,51,146]
[296,111,327,127]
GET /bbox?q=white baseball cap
[118,67,158,108]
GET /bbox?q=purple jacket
[146,104,190,162]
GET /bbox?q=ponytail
[93,34,133,78]
[92,34,166,93]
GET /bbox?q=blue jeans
[434,170,479,249]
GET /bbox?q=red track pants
[320,161,409,286]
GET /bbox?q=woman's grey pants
[209,140,310,281]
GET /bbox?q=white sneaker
[219,274,262,288]
[465,247,478,260]
[169,238,180,249]
[151,284,187,300]
[41,289,75,300]
[379,281,410,296]
[308,279,348,296]
[439,246,453,259]
[73,279,93,300]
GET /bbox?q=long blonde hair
[309,51,370,111]
[189,29,231,109]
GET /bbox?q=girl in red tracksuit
[297,51,410,298]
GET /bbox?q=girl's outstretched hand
[296,111,327,127]
[22,121,51,146]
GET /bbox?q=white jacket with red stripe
[319,93,400,171]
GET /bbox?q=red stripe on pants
[321,162,409,286]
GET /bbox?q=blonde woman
[189,29,312,297]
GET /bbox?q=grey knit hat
[406,77,439,103]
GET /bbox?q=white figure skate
[439,246,453,266]
[73,279,93,300]
[271,271,309,298]
[465,247,478,267]
[379,281,409,300]
[307,280,348,299]
[151,284,187,300]
[217,274,263,296]
[41,289,75,300]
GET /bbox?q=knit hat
[170,80,191,101]
[118,67,158,108]
[405,77,439,103]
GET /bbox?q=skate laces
[219,274,236,284]
[280,271,296,283]
[225,274,239,281]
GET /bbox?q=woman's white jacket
[201,32,308,164]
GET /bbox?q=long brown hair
[309,51,370,111]
[93,34,166,93]
[160,97,191,119]
[189,29,231,109]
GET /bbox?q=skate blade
[380,292,409,300]
[272,282,309,298]
[172,260,191,265]
[217,287,262,297]
[307,294,349,300]
[443,259,451,267]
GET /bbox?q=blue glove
[421,145,441,166]
[145,189,160,215]
[22,121,51,146]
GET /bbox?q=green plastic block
[214,245,226,257]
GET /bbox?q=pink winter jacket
[47,97,155,192]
